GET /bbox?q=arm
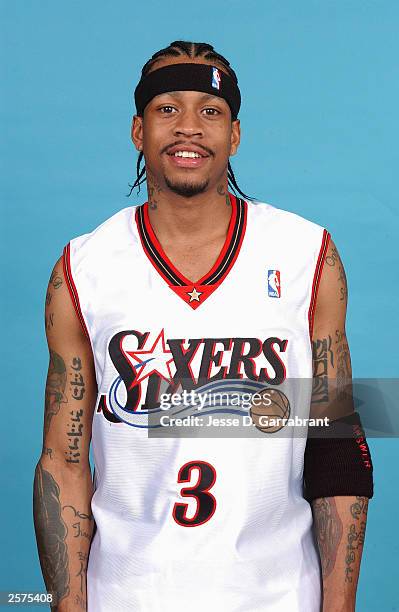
[33,256,97,611]
[312,495,368,611]
[309,238,371,612]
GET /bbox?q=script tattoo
[45,312,54,331]
[62,504,93,604]
[64,505,93,539]
[71,522,92,540]
[350,496,368,521]
[312,497,343,579]
[70,357,85,401]
[338,261,348,303]
[148,186,158,210]
[311,336,334,403]
[217,184,230,206]
[325,244,348,302]
[45,277,54,331]
[147,170,162,210]
[43,446,53,459]
[33,463,70,606]
[50,269,63,289]
[345,496,368,583]
[325,246,339,267]
[74,594,86,610]
[45,351,68,435]
[65,407,84,465]
[335,329,353,403]
[63,505,93,521]
[76,551,88,594]
[64,357,85,464]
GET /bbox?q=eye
[159,105,177,114]
[202,108,221,116]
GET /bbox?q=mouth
[165,146,211,169]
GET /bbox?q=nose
[173,107,203,138]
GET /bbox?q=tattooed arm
[310,239,370,611]
[312,495,369,611]
[33,257,97,611]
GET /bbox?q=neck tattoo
[217,184,230,206]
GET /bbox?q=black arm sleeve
[303,411,374,501]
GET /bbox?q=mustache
[161,142,214,157]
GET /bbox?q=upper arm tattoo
[324,243,348,303]
[44,351,68,436]
[65,356,86,465]
[335,329,352,402]
[311,335,334,404]
[50,268,63,290]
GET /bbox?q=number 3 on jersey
[172,460,217,527]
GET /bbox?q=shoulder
[315,237,348,316]
[65,205,140,276]
[68,205,137,253]
[245,198,327,247]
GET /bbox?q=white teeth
[173,151,201,158]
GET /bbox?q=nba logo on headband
[211,67,221,90]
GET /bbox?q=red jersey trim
[201,193,246,286]
[308,229,331,340]
[63,243,91,341]
[135,194,247,309]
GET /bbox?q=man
[33,41,373,611]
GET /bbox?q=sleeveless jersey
[63,192,330,612]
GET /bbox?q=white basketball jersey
[63,192,330,612]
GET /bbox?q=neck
[145,177,233,244]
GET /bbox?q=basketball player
[33,41,373,611]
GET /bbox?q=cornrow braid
[140,40,238,83]
[127,41,254,201]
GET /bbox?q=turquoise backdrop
[1,1,398,610]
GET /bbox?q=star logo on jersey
[125,329,174,385]
[187,287,203,302]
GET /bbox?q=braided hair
[127,41,254,201]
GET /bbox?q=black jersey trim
[135,194,247,289]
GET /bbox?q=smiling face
[131,57,241,198]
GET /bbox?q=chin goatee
[164,176,210,198]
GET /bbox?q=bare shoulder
[313,237,348,330]
[45,255,85,342]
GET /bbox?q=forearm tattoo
[64,505,94,541]
[312,497,343,579]
[33,463,70,606]
[345,496,368,583]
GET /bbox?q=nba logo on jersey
[267,269,281,298]
[212,67,221,90]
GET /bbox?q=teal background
[1,1,398,610]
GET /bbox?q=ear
[230,119,241,156]
[131,115,143,151]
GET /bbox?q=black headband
[134,63,241,120]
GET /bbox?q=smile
[166,151,209,168]
[170,150,204,158]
